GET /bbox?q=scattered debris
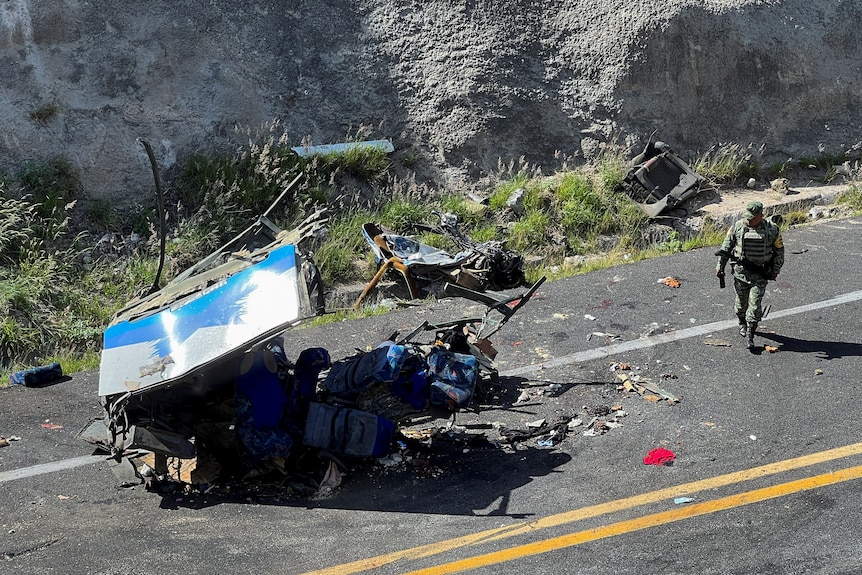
[313,460,343,499]
[534,346,551,359]
[658,276,681,288]
[764,345,779,353]
[616,371,679,404]
[674,497,695,504]
[644,447,675,466]
[497,417,569,445]
[588,331,621,342]
[769,177,790,195]
[0,437,8,448]
[704,338,733,347]
[640,322,671,338]
[815,369,824,375]
[41,423,63,430]
[808,206,842,220]
[545,383,563,396]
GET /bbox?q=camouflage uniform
[716,201,784,346]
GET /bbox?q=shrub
[17,157,81,217]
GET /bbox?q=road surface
[2,215,861,575]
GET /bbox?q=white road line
[0,455,106,483]
[502,289,862,377]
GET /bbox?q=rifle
[715,249,773,280]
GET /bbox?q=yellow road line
[298,442,862,575]
[403,464,862,575]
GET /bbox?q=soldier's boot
[746,322,757,349]
[737,316,747,337]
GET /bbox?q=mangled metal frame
[622,140,706,217]
[353,215,526,309]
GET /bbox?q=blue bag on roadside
[10,362,63,387]
[426,347,478,410]
[302,402,394,458]
[322,343,409,400]
[234,349,294,460]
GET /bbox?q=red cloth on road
[643,447,675,465]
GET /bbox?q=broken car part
[354,213,525,309]
[622,140,706,217]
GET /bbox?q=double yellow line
[300,442,862,575]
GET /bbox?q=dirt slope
[0,0,859,204]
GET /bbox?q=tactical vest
[737,224,772,264]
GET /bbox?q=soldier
[715,201,785,349]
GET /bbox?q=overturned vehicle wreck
[89,199,544,493]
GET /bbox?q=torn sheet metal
[99,242,305,396]
[622,140,706,217]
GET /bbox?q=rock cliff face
[1,0,859,204]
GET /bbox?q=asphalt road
[2,215,862,575]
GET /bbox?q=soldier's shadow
[759,332,862,360]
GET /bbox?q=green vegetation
[0,190,113,374]
[1,134,859,382]
[837,184,862,213]
[692,143,760,185]
[17,157,80,217]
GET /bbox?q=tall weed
[692,143,759,184]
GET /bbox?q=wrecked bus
[88,170,543,491]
